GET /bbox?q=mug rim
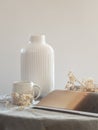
[13,81,34,85]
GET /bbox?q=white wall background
[0,0,98,94]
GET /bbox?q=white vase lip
[30,34,46,44]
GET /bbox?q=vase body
[21,35,55,97]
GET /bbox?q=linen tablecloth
[0,107,98,130]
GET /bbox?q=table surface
[0,102,98,130]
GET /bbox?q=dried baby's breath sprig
[81,78,95,92]
[65,81,75,90]
[65,71,85,90]
[68,71,76,84]
[65,71,97,92]
[12,92,33,106]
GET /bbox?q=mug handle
[33,84,40,100]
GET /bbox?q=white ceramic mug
[12,81,40,106]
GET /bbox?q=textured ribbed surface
[21,44,54,97]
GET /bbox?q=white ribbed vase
[21,35,54,97]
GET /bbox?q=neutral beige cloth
[0,107,98,130]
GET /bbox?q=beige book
[36,90,98,114]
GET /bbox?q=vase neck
[30,35,46,44]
